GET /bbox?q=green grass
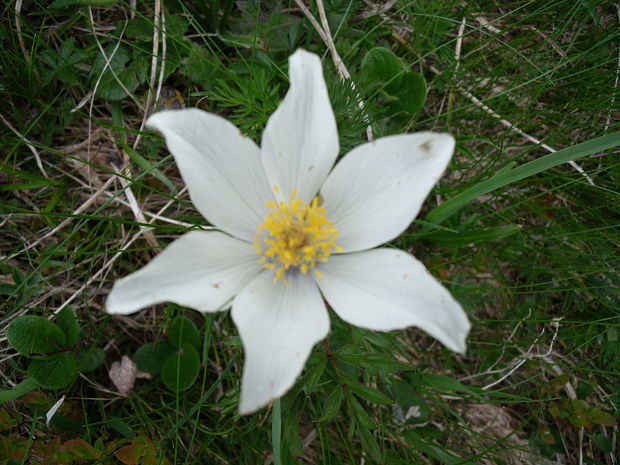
[1,0,619,464]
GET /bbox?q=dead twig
[293,0,374,142]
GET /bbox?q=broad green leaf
[134,342,175,375]
[167,316,200,349]
[115,444,145,465]
[60,439,98,460]
[393,71,427,115]
[317,385,343,422]
[587,408,617,427]
[108,416,136,438]
[593,433,613,453]
[75,346,106,372]
[28,354,78,389]
[90,45,147,101]
[361,47,404,93]
[181,43,218,89]
[55,307,79,346]
[161,344,200,391]
[7,315,66,357]
[0,379,38,405]
[425,224,522,245]
[426,131,620,226]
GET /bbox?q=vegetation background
[1,0,619,463]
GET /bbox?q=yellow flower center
[254,190,341,284]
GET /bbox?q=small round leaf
[75,346,106,372]
[167,316,200,349]
[28,354,78,389]
[7,315,66,357]
[161,344,200,391]
[134,342,175,375]
[393,71,427,116]
[361,47,405,93]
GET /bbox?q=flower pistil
[254,190,341,283]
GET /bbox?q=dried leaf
[115,444,145,465]
[109,355,137,395]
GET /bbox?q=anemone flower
[106,49,471,414]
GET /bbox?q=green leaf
[587,408,617,426]
[403,431,466,465]
[108,416,136,438]
[357,425,381,462]
[0,379,38,405]
[593,433,613,453]
[392,71,427,115]
[55,307,79,346]
[134,342,175,375]
[125,15,188,38]
[345,391,375,430]
[425,224,522,245]
[75,347,106,372]
[410,373,475,395]
[115,444,145,465]
[317,385,343,422]
[361,47,404,93]
[303,357,327,393]
[167,316,200,349]
[161,344,201,391]
[124,144,177,193]
[181,44,217,89]
[28,354,78,389]
[7,315,66,357]
[60,439,98,460]
[49,0,117,7]
[337,352,411,374]
[90,45,147,101]
[426,131,620,226]
[344,378,393,404]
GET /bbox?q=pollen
[254,190,341,283]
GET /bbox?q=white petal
[261,49,339,202]
[232,271,329,414]
[147,109,273,241]
[106,231,261,315]
[316,249,470,353]
[320,133,455,252]
[46,395,65,427]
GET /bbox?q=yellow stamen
[254,190,339,284]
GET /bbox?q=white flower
[106,49,471,414]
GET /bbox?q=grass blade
[426,131,620,226]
